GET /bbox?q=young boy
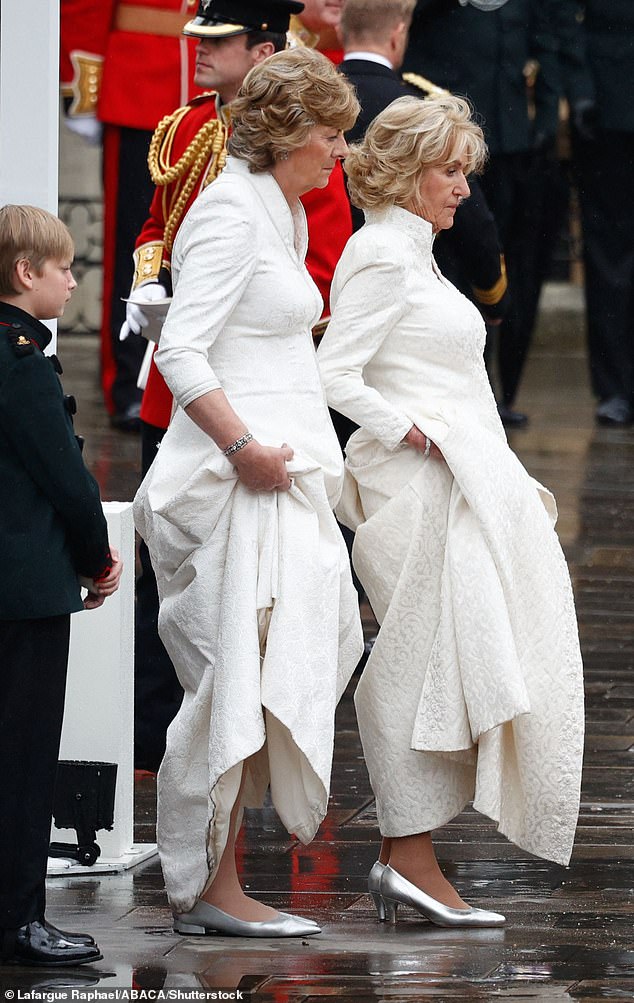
[0,204,123,967]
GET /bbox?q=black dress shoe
[595,396,632,426]
[41,918,96,947]
[110,401,141,433]
[497,404,529,428]
[1,921,102,967]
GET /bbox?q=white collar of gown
[222,155,309,263]
[364,204,436,262]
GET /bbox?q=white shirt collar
[343,51,394,70]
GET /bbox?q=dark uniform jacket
[552,1,634,134]
[403,0,561,155]
[343,58,413,145]
[0,303,111,620]
[340,56,508,320]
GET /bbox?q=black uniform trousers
[479,150,559,407]
[573,129,634,403]
[134,421,183,772]
[0,615,70,931]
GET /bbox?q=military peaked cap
[183,0,304,38]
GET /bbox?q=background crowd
[59,0,634,432]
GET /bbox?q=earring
[279,150,289,161]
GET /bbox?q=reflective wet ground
[7,292,634,999]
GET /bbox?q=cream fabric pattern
[318,205,584,866]
[134,157,363,914]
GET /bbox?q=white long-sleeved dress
[134,157,363,914]
[318,205,584,866]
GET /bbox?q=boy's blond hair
[0,205,74,296]
[340,0,416,45]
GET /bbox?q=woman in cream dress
[134,47,362,937]
[318,95,584,928]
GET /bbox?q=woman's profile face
[286,125,348,195]
[415,157,471,233]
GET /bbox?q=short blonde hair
[345,94,487,212]
[340,0,416,45]
[0,204,74,296]
[228,47,359,171]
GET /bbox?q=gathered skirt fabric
[135,452,363,914]
[317,205,584,867]
[341,416,584,867]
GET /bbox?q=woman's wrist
[230,437,262,469]
[403,425,432,456]
[403,424,423,446]
[223,431,253,457]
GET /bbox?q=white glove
[64,115,103,146]
[119,283,168,340]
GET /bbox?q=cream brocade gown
[318,205,584,866]
[134,158,363,914]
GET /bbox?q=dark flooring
[7,296,634,999]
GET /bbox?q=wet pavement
[5,295,634,1000]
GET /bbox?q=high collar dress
[134,157,363,914]
[318,205,584,866]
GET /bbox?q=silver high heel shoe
[173,900,321,938]
[368,860,387,921]
[378,865,505,928]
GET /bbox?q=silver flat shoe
[379,865,505,928]
[173,900,321,938]
[368,860,387,921]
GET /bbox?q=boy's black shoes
[1,920,102,966]
[41,918,96,947]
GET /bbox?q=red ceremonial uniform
[135,94,352,429]
[135,93,225,426]
[60,0,203,418]
[60,0,202,130]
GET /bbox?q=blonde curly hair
[228,47,359,172]
[345,94,487,212]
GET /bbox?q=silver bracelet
[223,432,253,457]
[423,435,432,458]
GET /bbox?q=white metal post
[0,0,60,211]
[0,0,60,345]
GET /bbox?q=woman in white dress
[318,95,584,928]
[134,46,362,938]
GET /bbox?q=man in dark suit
[403,0,562,427]
[339,0,509,335]
[553,1,634,425]
[341,0,414,146]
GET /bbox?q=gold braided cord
[147,108,228,252]
[148,105,197,185]
[163,123,228,252]
[402,71,449,97]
